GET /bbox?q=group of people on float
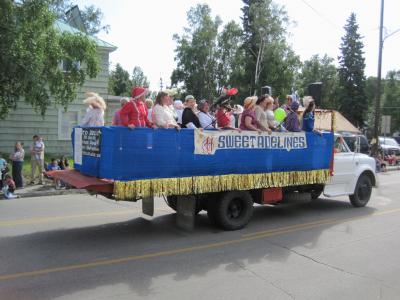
[80,86,317,133]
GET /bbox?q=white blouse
[198,111,216,129]
[152,104,178,128]
[81,107,105,126]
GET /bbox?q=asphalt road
[1,172,400,300]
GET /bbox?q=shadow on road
[0,197,377,299]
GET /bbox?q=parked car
[379,137,400,165]
[341,133,370,155]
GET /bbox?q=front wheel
[349,174,372,207]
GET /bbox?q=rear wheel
[349,174,372,207]
[207,191,253,230]
[310,185,324,200]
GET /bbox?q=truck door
[324,137,358,196]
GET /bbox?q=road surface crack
[234,261,295,299]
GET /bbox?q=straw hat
[243,96,258,109]
[83,92,106,110]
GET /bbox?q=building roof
[54,20,117,51]
[298,108,361,133]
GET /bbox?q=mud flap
[176,195,196,231]
[142,196,154,216]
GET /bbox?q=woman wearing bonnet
[80,92,106,126]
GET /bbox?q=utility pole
[372,0,384,155]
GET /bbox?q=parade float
[49,110,376,230]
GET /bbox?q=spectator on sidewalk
[30,135,45,185]
[9,142,24,188]
[47,158,62,188]
[0,155,8,190]
[58,156,70,170]
[2,174,18,199]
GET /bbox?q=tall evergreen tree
[337,13,367,128]
[241,0,300,97]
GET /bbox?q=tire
[349,174,372,207]
[208,191,253,231]
[166,196,202,214]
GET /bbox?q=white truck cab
[323,134,377,207]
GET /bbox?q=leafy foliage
[108,63,131,96]
[297,54,339,109]
[171,4,221,100]
[131,66,150,89]
[0,0,100,119]
[108,64,149,96]
[382,70,400,133]
[337,13,367,128]
[241,0,300,97]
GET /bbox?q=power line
[297,0,341,31]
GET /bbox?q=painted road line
[1,207,400,281]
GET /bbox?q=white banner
[74,128,82,165]
[194,129,307,155]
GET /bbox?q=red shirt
[216,108,231,128]
[120,100,153,128]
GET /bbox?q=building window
[59,60,81,72]
[58,109,81,140]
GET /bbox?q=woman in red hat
[120,87,156,128]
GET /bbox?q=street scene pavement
[0,171,399,299]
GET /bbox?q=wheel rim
[357,179,371,201]
[227,198,243,219]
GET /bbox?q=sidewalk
[11,180,87,198]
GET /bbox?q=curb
[17,188,88,198]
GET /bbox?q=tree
[131,66,150,88]
[382,70,400,133]
[171,4,221,100]
[337,13,367,128]
[241,0,300,97]
[49,0,109,35]
[0,0,100,119]
[216,21,246,98]
[297,54,339,109]
[108,64,132,96]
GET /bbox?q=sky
[75,0,400,91]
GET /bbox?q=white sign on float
[194,129,307,155]
[74,128,82,165]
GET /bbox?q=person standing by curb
[10,142,24,188]
[30,135,45,185]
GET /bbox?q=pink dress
[239,109,259,131]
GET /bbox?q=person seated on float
[216,100,237,130]
[284,101,301,132]
[254,95,272,133]
[198,99,217,129]
[145,98,154,122]
[301,96,316,132]
[173,100,184,126]
[182,95,201,129]
[239,96,265,133]
[152,91,180,129]
[283,95,293,113]
[120,87,156,129]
